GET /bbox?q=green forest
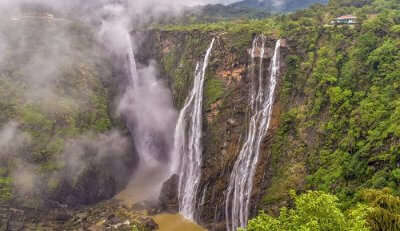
[162,0,400,229]
[1,0,400,230]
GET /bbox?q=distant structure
[331,15,358,25]
[10,13,55,22]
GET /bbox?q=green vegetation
[176,4,271,23]
[241,0,400,229]
[293,0,400,198]
[0,19,115,203]
[0,66,112,165]
[161,18,280,37]
[0,0,397,230]
[160,36,199,108]
[0,176,12,202]
[163,0,400,229]
[360,188,400,231]
[205,77,225,106]
[242,191,370,231]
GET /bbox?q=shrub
[241,191,370,231]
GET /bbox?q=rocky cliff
[149,1,400,228]
[137,29,288,229]
[1,0,399,230]
[0,16,139,209]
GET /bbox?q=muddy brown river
[153,213,206,231]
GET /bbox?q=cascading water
[126,32,138,87]
[173,39,216,221]
[124,33,158,165]
[225,37,281,231]
[116,31,178,203]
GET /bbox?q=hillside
[0,0,400,230]
[155,0,400,229]
[0,14,139,207]
[168,0,328,23]
[230,0,329,12]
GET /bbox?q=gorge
[1,0,400,230]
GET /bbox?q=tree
[360,188,400,231]
[241,191,370,231]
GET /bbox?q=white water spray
[225,37,281,231]
[126,33,139,87]
[173,39,216,220]
[116,31,178,203]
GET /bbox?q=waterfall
[225,37,281,231]
[173,38,216,221]
[116,32,178,203]
[126,32,138,88]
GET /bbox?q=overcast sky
[195,0,241,4]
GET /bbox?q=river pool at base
[153,213,206,231]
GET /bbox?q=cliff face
[1,0,398,229]
[140,29,288,229]
[0,18,138,208]
[148,3,400,229]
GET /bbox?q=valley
[0,0,400,230]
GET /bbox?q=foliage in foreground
[241,191,370,231]
[360,188,400,231]
[244,189,400,231]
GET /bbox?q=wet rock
[55,211,73,223]
[227,118,237,126]
[108,215,121,225]
[138,217,159,230]
[46,133,139,208]
[0,208,25,231]
[0,199,159,231]
[111,220,131,229]
[213,222,228,231]
[158,174,179,213]
[0,222,7,231]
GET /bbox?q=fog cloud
[0,122,31,159]
[0,0,189,204]
[96,1,179,201]
[0,122,37,198]
[1,0,287,206]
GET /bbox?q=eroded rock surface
[0,200,158,231]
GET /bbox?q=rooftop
[336,15,357,20]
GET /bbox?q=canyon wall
[138,29,289,229]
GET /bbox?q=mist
[0,122,31,160]
[96,1,179,202]
[0,122,37,199]
[0,0,211,205]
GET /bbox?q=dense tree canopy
[241,191,370,231]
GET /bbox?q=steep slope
[0,0,399,230]
[151,0,400,230]
[0,15,137,208]
[170,0,328,23]
[144,22,286,229]
[230,0,329,12]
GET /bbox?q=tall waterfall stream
[173,39,216,221]
[117,32,177,204]
[121,33,281,230]
[225,37,281,231]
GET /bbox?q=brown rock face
[158,174,179,214]
[0,200,158,231]
[136,30,289,229]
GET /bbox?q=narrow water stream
[153,214,206,231]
